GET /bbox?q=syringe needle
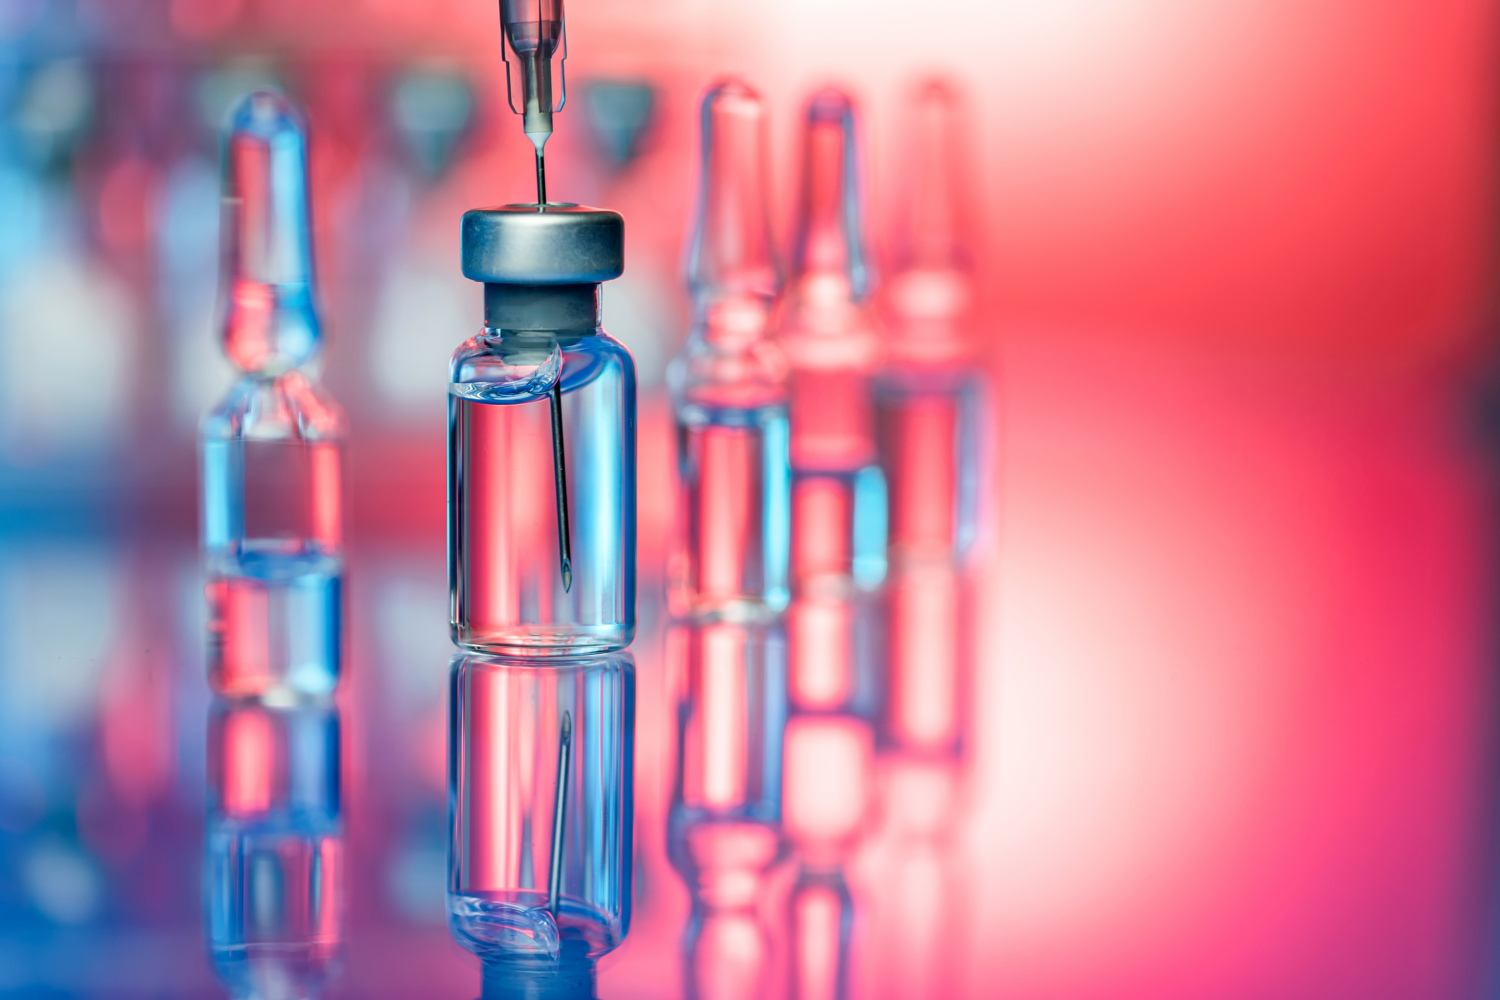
[550,378,573,592]
[535,145,547,211]
[547,710,573,916]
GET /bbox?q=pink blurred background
[0,0,1495,997]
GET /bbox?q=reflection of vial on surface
[206,698,342,1000]
[201,91,344,701]
[666,620,788,1000]
[449,206,636,656]
[449,651,635,996]
[668,80,791,621]
[775,89,886,598]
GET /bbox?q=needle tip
[561,558,572,592]
[561,710,572,741]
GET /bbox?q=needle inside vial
[534,145,548,211]
[549,377,572,592]
[547,709,573,915]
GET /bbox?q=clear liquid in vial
[449,333,635,656]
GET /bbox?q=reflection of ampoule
[783,711,874,1000]
[201,91,344,701]
[206,698,343,1000]
[668,79,791,620]
[667,620,788,1000]
[775,89,886,598]
[865,80,984,1000]
[448,651,635,997]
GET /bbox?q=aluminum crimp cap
[461,204,625,284]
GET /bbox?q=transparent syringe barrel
[501,0,563,56]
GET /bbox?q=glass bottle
[449,206,636,656]
[448,651,635,995]
[201,90,344,700]
[874,80,986,759]
[668,79,791,620]
[775,88,886,597]
[666,619,788,1000]
[206,698,343,1000]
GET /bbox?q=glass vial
[775,88,886,598]
[450,207,636,656]
[201,90,344,700]
[206,698,343,1000]
[668,79,791,620]
[448,650,636,989]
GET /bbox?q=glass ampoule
[775,88,886,598]
[201,90,344,700]
[666,620,788,1000]
[449,207,636,656]
[667,79,791,620]
[206,698,343,1000]
[874,80,986,759]
[449,651,635,995]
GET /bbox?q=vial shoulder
[587,329,637,384]
[451,330,635,384]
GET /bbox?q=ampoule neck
[685,78,780,314]
[789,88,869,300]
[694,292,773,351]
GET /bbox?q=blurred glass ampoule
[775,88,886,599]
[781,481,878,1000]
[201,91,344,701]
[206,698,343,1000]
[874,79,986,761]
[449,651,635,998]
[863,80,986,1000]
[666,620,788,1000]
[667,79,791,621]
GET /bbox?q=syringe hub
[499,0,566,149]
